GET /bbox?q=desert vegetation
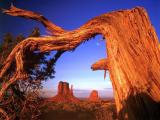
[0,28,54,120]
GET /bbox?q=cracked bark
[91,58,108,71]
[1,6,160,120]
[91,58,108,79]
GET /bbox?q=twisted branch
[0,6,144,99]
[2,5,65,35]
[0,5,106,80]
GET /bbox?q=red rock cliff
[48,81,80,103]
[89,90,101,102]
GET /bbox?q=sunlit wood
[1,6,160,120]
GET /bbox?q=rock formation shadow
[118,92,160,120]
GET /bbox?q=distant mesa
[48,81,80,103]
[88,90,101,102]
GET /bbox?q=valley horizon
[40,88,113,99]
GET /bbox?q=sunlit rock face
[48,81,80,103]
[58,81,70,95]
[89,90,101,102]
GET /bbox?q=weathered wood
[92,8,160,120]
[104,8,160,120]
[91,58,108,71]
[91,58,108,79]
[1,6,160,120]
[2,4,65,35]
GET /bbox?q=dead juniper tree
[1,5,160,120]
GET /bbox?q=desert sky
[0,0,160,98]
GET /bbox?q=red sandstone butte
[88,90,100,102]
[48,81,80,103]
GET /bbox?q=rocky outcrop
[88,90,100,102]
[48,81,80,103]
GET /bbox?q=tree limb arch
[0,4,109,79]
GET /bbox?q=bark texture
[1,6,160,120]
[104,8,160,120]
[91,58,108,71]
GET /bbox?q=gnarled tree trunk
[92,8,160,120]
[104,8,160,120]
[1,6,160,120]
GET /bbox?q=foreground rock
[48,81,80,103]
[89,90,101,102]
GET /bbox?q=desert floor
[39,99,117,120]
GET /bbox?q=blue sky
[0,0,160,98]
